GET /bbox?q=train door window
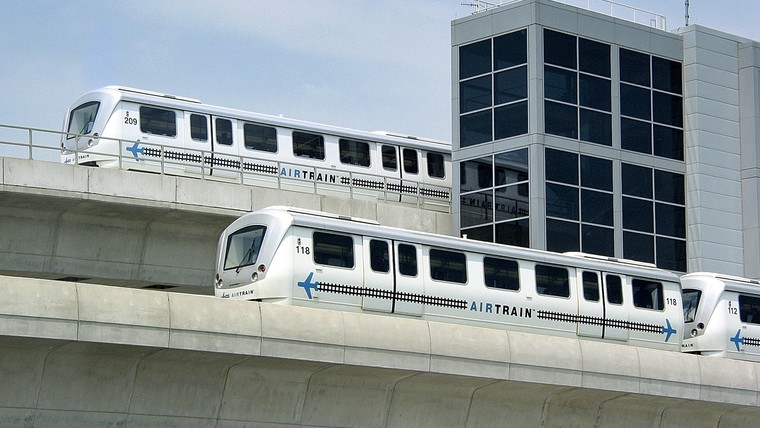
[67,101,100,137]
[484,257,519,290]
[739,295,760,324]
[605,274,623,304]
[398,244,417,276]
[140,106,177,137]
[582,271,600,301]
[244,123,277,153]
[430,249,467,283]
[293,131,325,160]
[190,114,208,142]
[313,231,354,268]
[382,145,398,171]
[632,279,663,310]
[339,138,371,167]
[682,289,700,323]
[369,239,389,273]
[403,148,419,174]
[215,118,233,146]
[535,265,569,297]
[427,153,445,178]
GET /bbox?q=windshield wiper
[235,240,258,273]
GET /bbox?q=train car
[59,86,451,207]
[214,206,683,351]
[681,272,760,361]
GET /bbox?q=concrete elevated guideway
[3,275,760,427]
[0,157,452,294]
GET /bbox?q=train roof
[239,206,680,282]
[682,272,760,295]
[72,86,451,152]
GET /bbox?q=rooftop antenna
[462,0,497,13]
[685,0,690,26]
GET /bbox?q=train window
[739,295,760,324]
[484,257,519,290]
[140,106,176,137]
[67,101,100,138]
[582,271,599,302]
[398,244,418,277]
[430,249,467,284]
[382,145,398,171]
[293,131,325,160]
[339,139,371,167]
[403,148,419,174]
[369,240,389,273]
[632,279,664,310]
[313,232,354,268]
[223,225,266,270]
[535,265,569,297]
[427,153,445,178]
[215,118,233,146]
[605,274,623,304]
[244,123,277,153]
[190,114,208,141]
[682,289,700,323]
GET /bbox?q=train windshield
[682,289,701,323]
[66,101,100,139]
[224,225,267,271]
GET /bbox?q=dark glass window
[494,29,527,71]
[460,76,492,113]
[460,39,491,79]
[545,101,578,138]
[581,190,613,226]
[190,114,208,141]
[582,224,614,257]
[495,149,528,186]
[427,153,445,178]
[632,279,664,310]
[140,106,176,137]
[495,184,529,222]
[370,240,389,273]
[739,295,760,324]
[495,66,527,105]
[621,118,652,154]
[460,157,491,192]
[496,218,529,247]
[655,203,685,238]
[622,163,652,198]
[403,148,419,174]
[652,57,682,94]
[313,232,354,268]
[623,231,654,263]
[605,275,623,304]
[579,38,610,77]
[339,138,370,167]
[398,244,417,277]
[535,264,570,297]
[244,123,277,152]
[544,30,576,69]
[215,118,233,145]
[463,224,493,243]
[460,110,492,147]
[683,289,701,323]
[620,48,650,86]
[656,237,686,272]
[494,101,528,140]
[653,92,683,127]
[580,109,612,146]
[430,249,467,284]
[655,170,685,205]
[293,131,325,160]
[653,125,684,161]
[546,183,579,220]
[545,66,577,103]
[580,156,612,191]
[484,257,520,290]
[546,148,578,185]
[620,84,651,120]
[460,190,492,228]
[579,74,611,111]
[382,145,397,171]
[546,219,580,253]
[582,271,600,301]
[623,197,653,232]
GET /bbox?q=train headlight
[251,272,258,282]
[258,264,266,273]
[691,329,698,337]
[214,273,223,289]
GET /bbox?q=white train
[215,206,684,353]
[59,86,451,207]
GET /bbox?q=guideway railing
[0,124,451,213]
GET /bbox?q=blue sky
[2,1,759,145]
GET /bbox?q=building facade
[451,0,760,278]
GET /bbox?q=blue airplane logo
[731,329,744,351]
[127,141,144,158]
[298,272,319,299]
[662,319,677,342]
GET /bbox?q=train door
[380,144,402,202]
[576,270,604,338]
[602,274,629,341]
[209,116,240,179]
[392,242,424,316]
[400,148,422,203]
[361,237,394,313]
[184,113,211,176]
